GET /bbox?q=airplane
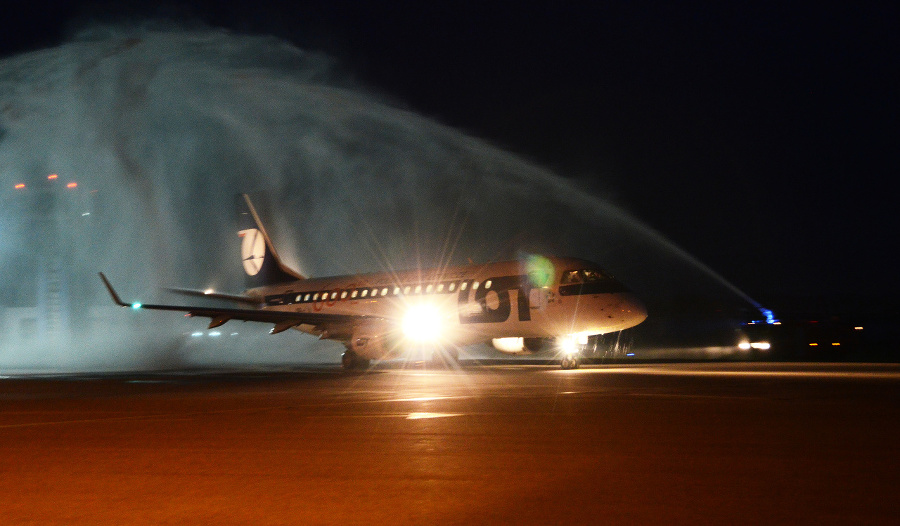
[100,194,647,370]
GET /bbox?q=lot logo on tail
[239,228,265,276]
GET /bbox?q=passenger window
[340,291,348,299]
[351,290,358,299]
[404,286,411,294]
[394,287,401,295]
[485,280,492,289]
[304,293,311,302]
[331,292,338,300]
[361,290,369,298]
[461,282,468,291]
[313,293,320,301]
[415,285,422,294]
[449,282,456,292]
[426,284,433,294]
[296,295,302,302]
[437,283,444,292]
[473,281,480,290]
[382,287,389,296]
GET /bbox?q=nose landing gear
[560,355,579,370]
[341,349,370,370]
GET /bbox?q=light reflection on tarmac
[554,362,900,380]
[1,360,899,524]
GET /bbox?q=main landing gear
[341,349,370,370]
[430,347,459,368]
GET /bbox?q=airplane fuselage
[248,257,646,351]
[101,195,647,369]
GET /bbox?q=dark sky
[3,1,898,306]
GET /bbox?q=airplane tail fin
[237,194,305,289]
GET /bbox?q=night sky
[3,1,898,313]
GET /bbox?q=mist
[0,25,755,372]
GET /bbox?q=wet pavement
[2,361,899,524]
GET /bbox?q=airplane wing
[99,273,376,335]
[163,286,263,305]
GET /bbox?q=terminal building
[0,176,120,362]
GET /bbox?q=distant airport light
[47,174,58,180]
[402,304,443,342]
[738,341,752,351]
[14,183,25,189]
[750,341,771,350]
[204,289,214,295]
[66,182,78,189]
[131,302,142,309]
[832,342,841,346]
[854,326,864,331]
[809,343,819,346]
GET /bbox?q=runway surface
[2,361,899,525]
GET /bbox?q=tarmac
[2,361,899,524]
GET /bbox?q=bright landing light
[402,304,443,342]
[559,333,590,356]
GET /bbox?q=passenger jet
[100,195,647,369]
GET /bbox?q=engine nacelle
[491,337,556,355]
[349,320,403,360]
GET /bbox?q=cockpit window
[561,270,581,284]
[582,270,605,282]
[561,269,609,285]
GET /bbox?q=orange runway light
[48,174,58,180]
[66,182,78,188]
[14,183,26,189]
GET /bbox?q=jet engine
[491,337,556,354]
[348,320,403,360]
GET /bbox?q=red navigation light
[66,182,78,189]
[14,183,26,190]
[48,174,58,180]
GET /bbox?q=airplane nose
[623,293,648,326]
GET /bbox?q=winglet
[98,272,128,307]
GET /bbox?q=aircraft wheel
[341,349,360,370]
[561,356,579,370]
[431,347,459,368]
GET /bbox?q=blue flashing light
[760,308,778,324]
[131,302,142,309]
[626,352,635,357]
